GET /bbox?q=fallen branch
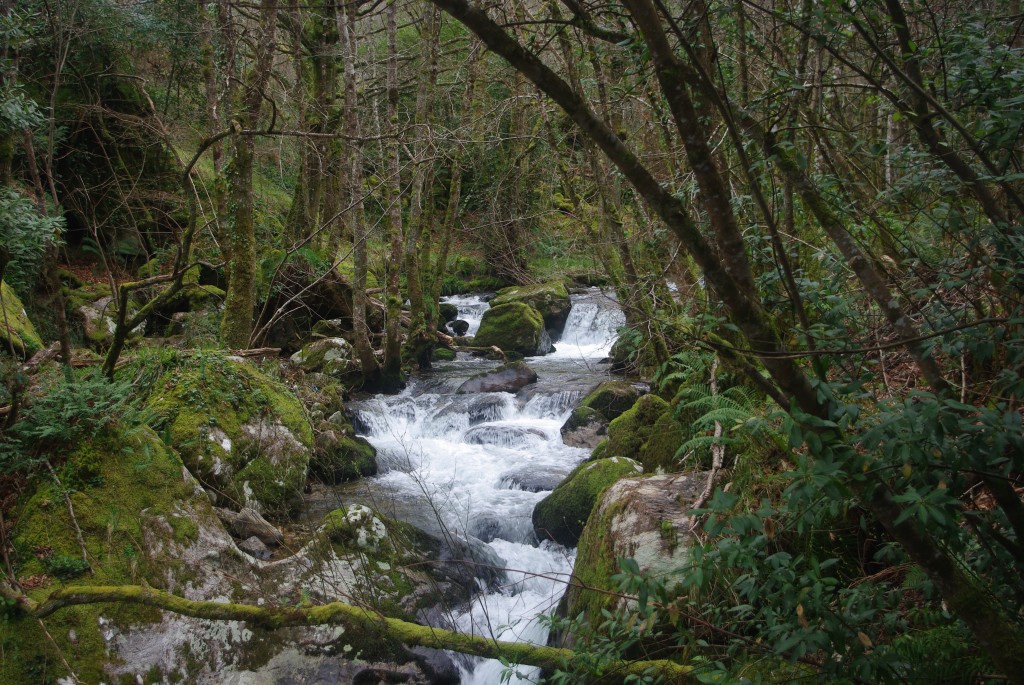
[21,584,697,682]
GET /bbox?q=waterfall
[347,289,623,683]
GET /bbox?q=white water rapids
[348,289,625,683]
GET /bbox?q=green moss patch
[145,352,312,519]
[532,457,643,546]
[580,381,643,421]
[490,280,571,333]
[2,425,205,685]
[0,279,43,357]
[600,394,679,472]
[472,302,545,356]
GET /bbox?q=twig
[44,460,91,574]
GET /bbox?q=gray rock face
[216,506,284,546]
[456,360,538,394]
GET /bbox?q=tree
[424,0,1024,679]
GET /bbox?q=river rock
[465,424,546,448]
[532,457,643,546]
[216,506,284,546]
[597,393,685,472]
[312,415,378,485]
[490,280,572,337]
[439,302,459,323]
[456,360,538,394]
[559,406,609,449]
[450,319,469,336]
[499,464,572,492]
[472,302,547,357]
[580,380,644,420]
[564,472,706,622]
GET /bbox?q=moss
[532,457,643,546]
[601,394,672,470]
[580,381,643,421]
[1,425,201,685]
[145,351,312,519]
[472,302,545,356]
[639,411,686,473]
[432,347,456,362]
[312,429,377,485]
[63,281,112,313]
[490,280,571,332]
[438,302,458,323]
[564,497,628,621]
[0,280,43,357]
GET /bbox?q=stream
[314,289,625,683]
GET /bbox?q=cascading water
[347,289,625,683]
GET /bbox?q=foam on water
[351,290,623,684]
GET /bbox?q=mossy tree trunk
[424,1,1024,678]
[219,0,278,350]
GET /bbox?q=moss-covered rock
[564,472,705,624]
[580,381,644,421]
[490,281,571,335]
[0,280,42,357]
[472,302,546,357]
[313,416,377,485]
[532,457,643,546]
[431,347,456,362]
[438,302,458,323]
[146,352,313,520]
[560,405,609,449]
[638,411,686,472]
[290,337,358,379]
[600,394,672,469]
[1,425,214,685]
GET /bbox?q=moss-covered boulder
[0,280,42,357]
[638,410,687,472]
[532,456,643,546]
[146,353,313,520]
[439,302,459,323]
[472,302,546,357]
[72,291,147,351]
[432,346,456,362]
[313,413,378,485]
[597,393,687,473]
[581,381,644,421]
[564,472,705,624]
[1,425,217,685]
[560,405,609,449]
[490,281,571,335]
[290,336,358,379]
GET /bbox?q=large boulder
[456,360,538,394]
[599,394,681,472]
[580,381,644,421]
[146,353,313,520]
[490,281,572,336]
[563,472,705,623]
[312,414,378,485]
[472,302,547,357]
[0,280,42,357]
[532,457,643,546]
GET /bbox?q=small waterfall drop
[345,289,623,683]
